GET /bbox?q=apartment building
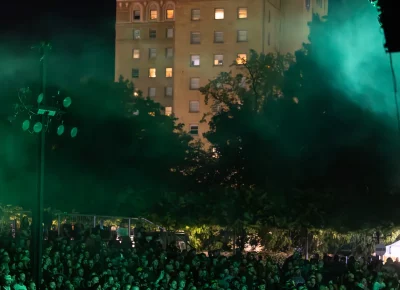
[115,0,328,137]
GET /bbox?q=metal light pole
[31,42,50,289]
[10,42,78,289]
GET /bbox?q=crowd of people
[0,224,399,290]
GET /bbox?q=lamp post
[11,42,78,289]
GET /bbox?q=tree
[199,30,400,231]
[0,77,199,217]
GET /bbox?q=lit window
[191,9,200,20]
[237,30,248,42]
[133,10,141,20]
[214,31,224,43]
[166,47,173,58]
[166,28,174,38]
[214,8,224,19]
[189,124,199,135]
[149,48,157,58]
[189,101,200,113]
[165,106,172,116]
[131,69,139,78]
[132,49,140,59]
[166,68,173,77]
[149,68,156,78]
[165,87,173,97]
[166,9,174,19]
[133,29,141,39]
[190,77,200,90]
[236,53,247,64]
[149,29,156,39]
[190,55,200,67]
[190,32,200,44]
[214,54,223,66]
[150,10,158,20]
[238,8,247,19]
[148,87,156,97]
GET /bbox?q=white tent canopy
[384,240,400,260]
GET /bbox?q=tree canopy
[193,16,400,231]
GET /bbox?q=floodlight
[134,92,139,97]
[70,127,78,138]
[22,120,30,131]
[33,122,43,133]
[63,97,72,108]
[57,124,65,136]
[37,93,44,104]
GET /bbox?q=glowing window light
[150,10,158,20]
[166,9,174,19]
[236,53,247,64]
[238,8,247,19]
[214,8,224,19]
[166,68,173,77]
[149,68,156,78]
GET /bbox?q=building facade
[115,0,328,137]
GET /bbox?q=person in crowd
[1,226,400,290]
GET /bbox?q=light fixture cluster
[13,87,78,138]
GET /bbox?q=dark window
[132,69,139,78]
[133,10,141,20]
[189,124,199,135]
[149,29,156,39]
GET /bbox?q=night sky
[0,0,116,86]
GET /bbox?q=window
[166,9,174,19]
[132,49,140,59]
[190,55,200,67]
[166,68,173,77]
[166,47,173,58]
[236,53,247,64]
[306,0,311,11]
[149,68,156,78]
[189,101,200,113]
[149,29,156,39]
[165,106,172,116]
[190,32,200,44]
[191,9,200,20]
[237,30,248,42]
[190,77,200,89]
[166,28,174,38]
[268,10,271,23]
[149,48,157,58]
[214,31,224,43]
[132,69,139,78]
[165,87,173,97]
[133,10,141,20]
[268,33,271,46]
[133,29,140,39]
[148,87,156,97]
[150,9,158,20]
[189,124,199,135]
[214,8,224,19]
[213,54,223,66]
[238,7,247,19]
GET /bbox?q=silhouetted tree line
[0,1,399,234]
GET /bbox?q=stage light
[57,124,65,136]
[22,120,30,131]
[37,93,44,104]
[70,127,78,138]
[63,97,72,108]
[33,122,43,133]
